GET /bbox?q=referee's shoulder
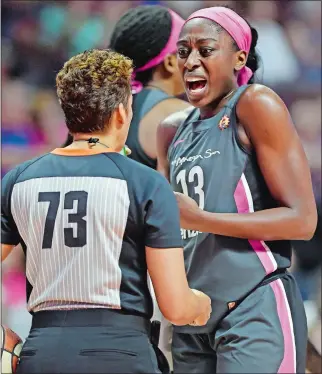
[109,154,168,188]
[2,153,50,182]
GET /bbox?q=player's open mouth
[185,78,208,99]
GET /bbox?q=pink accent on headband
[131,9,185,94]
[185,7,253,86]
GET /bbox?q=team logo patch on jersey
[227,301,236,310]
[218,115,230,130]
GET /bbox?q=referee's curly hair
[109,5,172,86]
[56,48,133,134]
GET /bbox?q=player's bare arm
[175,84,317,241]
[156,106,194,180]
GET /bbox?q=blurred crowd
[1,0,321,359]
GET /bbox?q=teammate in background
[157,6,317,374]
[1,49,211,374]
[109,5,191,169]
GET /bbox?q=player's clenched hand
[189,289,212,326]
[174,192,202,230]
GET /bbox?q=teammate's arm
[2,169,21,261]
[140,98,191,167]
[176,85,317,241]
[144,174,211,326]
[156,106,193,180]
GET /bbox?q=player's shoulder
[239,84,283,108]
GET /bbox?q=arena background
[1,0,321,372]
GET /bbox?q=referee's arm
[144,175,206,326]
[1,169,21,261]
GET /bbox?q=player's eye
[200,48,214,57]
[177,48,189,58]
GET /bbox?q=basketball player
[1,49,211,374]
[157,6,317,374]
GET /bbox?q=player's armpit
[146,246,211,326]
[1,244,15,262]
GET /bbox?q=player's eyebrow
[177,38,218,46]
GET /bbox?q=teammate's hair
[209,6,260,83]
[109,5,172,86]
[56,49,133,134]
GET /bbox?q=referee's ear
[112,101,132,130]
[111,103,127,130]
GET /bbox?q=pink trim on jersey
[270,279,297,373]
[233,173,278,274]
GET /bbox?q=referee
[1,49,211,374]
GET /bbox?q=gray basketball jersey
[168,85,292,333]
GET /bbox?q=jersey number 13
[176,166,205,210]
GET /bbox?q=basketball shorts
[172,271,307,373]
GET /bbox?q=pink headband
[185,7,253,86]
[131,9,185,94]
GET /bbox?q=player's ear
[163,54,177,75]
[234,50,247,71]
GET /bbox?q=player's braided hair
[109,5,172,86]
[56,48,133,133]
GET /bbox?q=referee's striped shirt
[1,148,182,318]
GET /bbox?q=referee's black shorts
[17,309,161,374]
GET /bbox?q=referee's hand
[189,289,212,326]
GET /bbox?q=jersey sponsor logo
[171,149,220,167]
[181,228,201,240]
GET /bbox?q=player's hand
[189,289,212,326]
[174,192,202,230]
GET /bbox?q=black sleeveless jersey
[168,85,292,333]
[127,88,172,169]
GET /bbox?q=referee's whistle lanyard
[73,138,129,156]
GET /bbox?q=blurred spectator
[285,1,321,86]
[247,1,300,85]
